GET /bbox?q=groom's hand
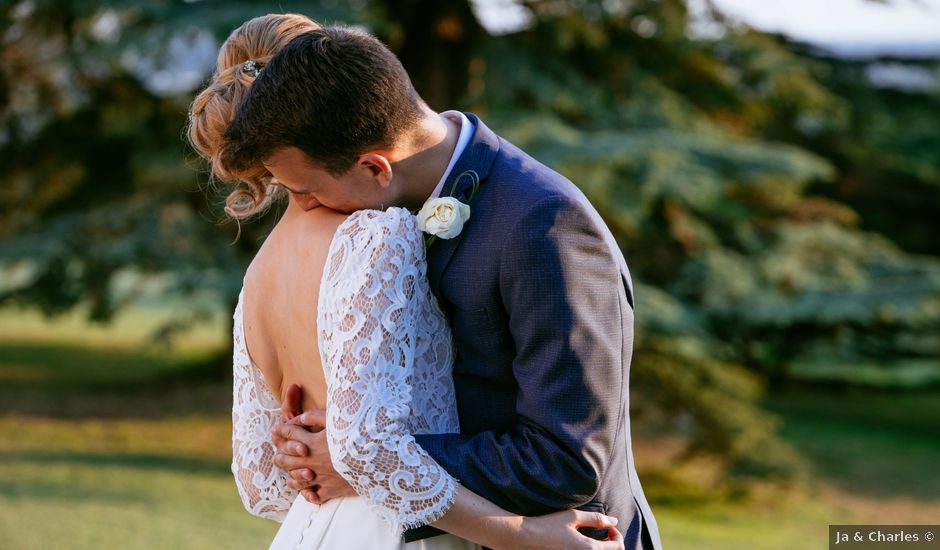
[271,384,317,489]
[273,408,356,503]
[271,383,306,449]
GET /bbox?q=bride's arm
[317,209,456,533]
[231,297,298,521]
[312,209,623,549]
[436,487,623,550]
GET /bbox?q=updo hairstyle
[187,13,320,219]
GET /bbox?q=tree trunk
[376,0,486,110]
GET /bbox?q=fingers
[286,471,317,492]
[310,475,356,502]
[596,523,624,549]
[273,422,315,449]
[287,479,310,491]
[301,488,320,504]
[570,511,623,550]
[282,384,303,419]
[289,408,327,431]
[289,467,315,483]
[270,430,309,457]
[571,510,619,530]
[595,537,625,550]
[291,466,314,483]
[274,450,316,472]
[285,440,309,457]
[271,424,286,447]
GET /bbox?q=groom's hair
[220,25,425,176]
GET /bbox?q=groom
[222,25,661,550]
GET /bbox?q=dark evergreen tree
[2,0,938,478]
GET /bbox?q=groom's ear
[357,153,393,188]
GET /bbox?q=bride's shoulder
[336,207,419,238]
[245,207,349,283]
[324,208,423,287]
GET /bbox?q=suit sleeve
[414,193,630,514]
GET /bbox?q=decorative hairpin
[242,60,263,77]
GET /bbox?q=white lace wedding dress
[231,208,480,550]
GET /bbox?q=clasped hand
[270,386,625,550]
[271,384,355,503]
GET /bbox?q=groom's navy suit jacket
[409,114,661,550]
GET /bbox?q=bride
[188,14,624,550]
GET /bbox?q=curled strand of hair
[228,217,242,245]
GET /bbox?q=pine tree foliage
[466,0,940,473]
[2,0,938,477]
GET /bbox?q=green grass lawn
[637,385,940,550]
[1,309,938,549]
[649,395,940,550]
[0,417,278,549]
[0,310,278,549]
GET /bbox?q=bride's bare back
[241,200,348,412]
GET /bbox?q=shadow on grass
[0,477,149,506]
[765,384,940,502]
[0,451,230,507]
[0,341,232,418]
[0,450,229,476]
[0,341,227,387]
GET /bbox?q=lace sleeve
[318,208,458,535]
[231,294,297,521]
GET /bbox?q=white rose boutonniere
[418,169,481,248]
[417,197,471,240]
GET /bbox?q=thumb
[283,384,302,419]
[572,510,619,530]
[604,524,624,544]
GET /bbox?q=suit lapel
[427,113,501,298]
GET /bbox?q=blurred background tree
[2,0,939,482]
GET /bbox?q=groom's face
[263,147,390,214]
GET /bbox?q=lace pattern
[230,208,460,534]
[318,208,460,535]
[231,290,297,521]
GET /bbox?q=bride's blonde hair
[187,13,320,219]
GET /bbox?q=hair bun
[187,13,320,220]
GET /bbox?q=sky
[472,0,940,55]
[710,0,940,53]
[138,0,939,95]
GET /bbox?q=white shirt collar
[430,111,475,199]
